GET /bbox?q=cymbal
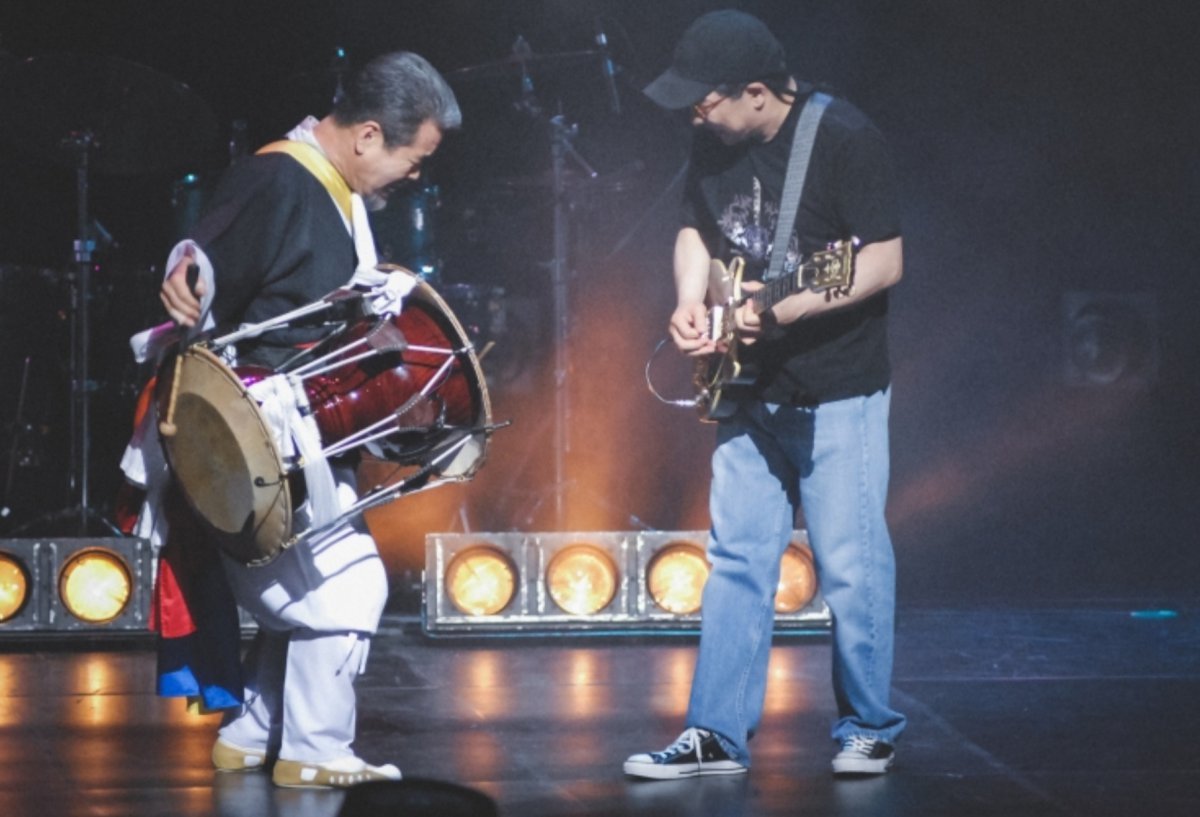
[446,50,602,84]
[0,53,220,175]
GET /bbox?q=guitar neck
[744,239,856,314]
[747,265,808,314]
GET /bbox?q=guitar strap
[764,91,832,281]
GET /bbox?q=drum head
[156,346,291,564]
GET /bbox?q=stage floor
[1,600,1197,816]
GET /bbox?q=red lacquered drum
[155,270,493,565]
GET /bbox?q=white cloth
[349,265,418,316]
[246,374,340,533]
[128,241,216,364]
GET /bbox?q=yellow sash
[256,140,353,224]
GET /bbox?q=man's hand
[668,302,717,357]
[160,254,205,327]
[734,280,768,346]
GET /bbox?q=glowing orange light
[445,545,518,616]
[58,549,132,624]
[775,542,818,614]
[546,544,618,616]
[647,541,709,615]
[0,553,30,622]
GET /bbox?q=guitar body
[693,239,858,422]
[694,257,754,421]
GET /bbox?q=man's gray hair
[332,51,461,147]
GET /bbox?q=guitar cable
[645,338,703,409]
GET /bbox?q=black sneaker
[831,735,895,775]
[624,727,747,780]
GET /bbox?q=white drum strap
[348,267,418,317]
[248,373,339,528]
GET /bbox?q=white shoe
[272,755,402,788]
[212,737,268,772]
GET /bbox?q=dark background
[1,0,1197,605]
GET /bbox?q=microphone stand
[510,44,598,529]
[547,111,597,529]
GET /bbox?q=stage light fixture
[0,552,31,621]
[775,542,818,614]
[545,543,619,616]
[0,537,154,637]
[58,548,132,624]
[444,544,518,616]
[645,540,709,615]
[424,530,830,636]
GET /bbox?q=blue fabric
[154,514,245,711]
[686,388,906,765]
[157,632,243,710]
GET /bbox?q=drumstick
[159,263,200,438]
[158,352,184,437]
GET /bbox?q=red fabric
[150,545,198,637]
[113,482,144,536]
[132,375,158,429]
[148,489,211,638]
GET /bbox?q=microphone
[594,20,621,115]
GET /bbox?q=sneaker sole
[832,756,894,776]
[623,759,747,780]
[212,739,268,773]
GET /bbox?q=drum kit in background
[0,34,638,549]
[0,52,220,535]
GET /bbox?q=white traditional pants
[217,469,389,762]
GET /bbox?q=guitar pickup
[707,305,725,341]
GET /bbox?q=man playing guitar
[624,9,907,782]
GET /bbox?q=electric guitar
[694,238,858,421]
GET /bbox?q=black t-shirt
[192,152,358,366]
[681,85,901,405]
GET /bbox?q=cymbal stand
[19,131,121,536]
[69,132,95,530]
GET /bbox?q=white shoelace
[657,727,707,761]
[840,734,878,756]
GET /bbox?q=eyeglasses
[692,94,728,120]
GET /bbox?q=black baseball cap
[643,10,788,109]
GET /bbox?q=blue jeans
[686,389,906,765]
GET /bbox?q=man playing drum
[146,51,461,788]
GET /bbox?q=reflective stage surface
[1,602,1197,816]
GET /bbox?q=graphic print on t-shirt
[714,178,799,280]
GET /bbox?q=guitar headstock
[802,237,859,292]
